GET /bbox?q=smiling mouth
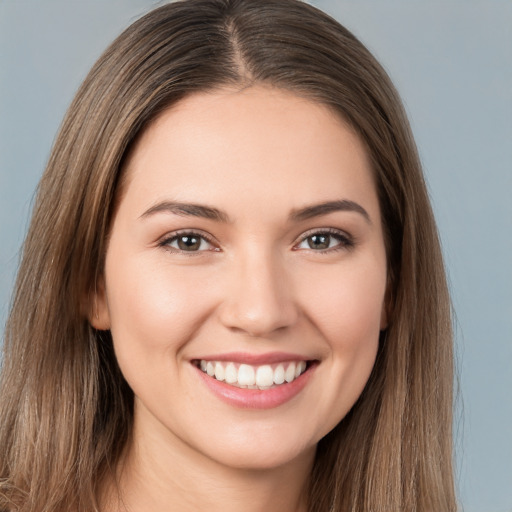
[192,359,314,390]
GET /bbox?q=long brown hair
[0,1,456,510]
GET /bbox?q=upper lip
[191,351,314,365]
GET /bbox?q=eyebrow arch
[290,200,371,224]
[140,201,230,223]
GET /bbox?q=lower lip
[194,364,316,409]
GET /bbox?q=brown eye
[177,235,202,251]
[295,230,354,252]
[162,232,216,253]
[307,234,331,250]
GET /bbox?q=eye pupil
[308,234,330,250]
[177,235,201,251]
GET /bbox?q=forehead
[119,86,378,221]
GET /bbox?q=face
[92,86,388,471]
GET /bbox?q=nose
[218,250,299,337]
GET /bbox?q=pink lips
[192,352,316,409]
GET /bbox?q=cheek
[299,260,385,431]
[300,259,387,349]
[104,253,217,365]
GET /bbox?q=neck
[102,411,315,512]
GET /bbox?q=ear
[87,276,111,330]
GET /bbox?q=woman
[0,0,456,510]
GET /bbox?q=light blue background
[1,1,511,511]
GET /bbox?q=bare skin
[93,85,387,512]
[101,415,313,512]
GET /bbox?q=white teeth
[285,363,296,383]
[274,364,285,385]
[225,362,238,384]
[197,359,309,388]
[214,362,225,381]
[255,365,274,387]
[238,364,256,386]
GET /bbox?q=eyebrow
[290,200,371,224]
[140,199,371,224]
[140,201,230,223]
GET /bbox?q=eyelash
[294,228,355,254]
[158,228,355,255]
[158,230,219,255]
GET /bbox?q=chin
[206,441,315,472]
[187,421,318,472]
